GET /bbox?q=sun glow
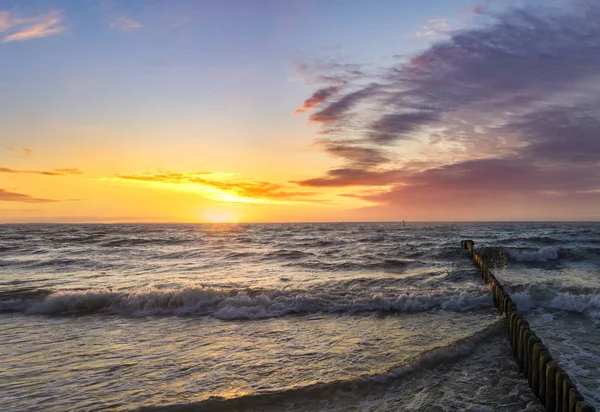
[202,209,238,223]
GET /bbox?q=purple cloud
[309,83,381,123]
[293,168,404,187]
[317,139,391,167]
[295,1,600,217]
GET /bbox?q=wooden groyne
[460,240,596,412]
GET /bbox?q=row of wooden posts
[460,240,596,412]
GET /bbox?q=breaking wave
[498,236,561,245]
[507,247,559,262]
[0,285,492,319]
[509,286,600,319]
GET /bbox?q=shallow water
[0,222,598,411]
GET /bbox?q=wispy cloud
[8,147,33,158]
[53,168,84,175]
[292,60,371,86]
[0,167,83,176]
[0,188,58,203]
[107,171,323,204]
[294,168,404,188]
[416,18,451,37]
[0,10,65,43]
[110,16,142,31]
[295,0,600,217]
[460,0,503,15]
[294,86,340,114]
[310,139,391,169]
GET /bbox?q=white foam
[511,287,600,319]
[508,247,559,262]
[1,286,493,320]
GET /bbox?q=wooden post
[459,240,596,412]
[531,342,543,395]
[556,368,567,412]
[546,361,557,412]
[539,350,553,404]
[569,388,584,412]
[563,378,573,412]
[575,401,596,412]
[527,334,541,386]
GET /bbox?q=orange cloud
[0,167,83,176]
[0,188,58,203]
[294,86,339,114]
[54,168,84,175]
[110,171,323,204]
[1,11,65,43]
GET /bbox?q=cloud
[461,0,503,15]
[416,18,451,37]
[309,83,381,123]
[0,10,65,43]
[110,171,323,204]
[318,140,391,167]
[368,111,440,143]
[295,0,600,217]
[464,6,485,14]
[53,168,84,175]
[294,86,340,114]
[293,168,404,188]
[293,60,369,85]
[343,158,600,210]
[0,167,83,176]
[110,16,142,31]
[8,147,33,158]
[0,188,58,203]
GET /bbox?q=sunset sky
[2,0,600,223]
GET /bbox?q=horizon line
[1,220,599,225]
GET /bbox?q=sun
[202,209,238,223]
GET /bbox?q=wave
[0,285,492,319]
[482,245,600,266]
[135,322,503,412]
[285,258,418,273]
[292,239,347,248]
[156,249,206,260]
[98,237,186,247]
[357,235,387,243]
[510,286,600,319]
[0,245,20,253]
[507,247,559,262]
[434,246,468,259]
[498,236,561,245]
[223,251,257,259]
[264,249,314,260]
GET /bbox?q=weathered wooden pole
[459,240,596,412]
[539,349,553,405]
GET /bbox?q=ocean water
[0,222,598,411]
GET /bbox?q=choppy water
[0,222,598,411]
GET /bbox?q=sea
[0,222,598,412]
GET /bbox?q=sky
[1,0,600,223]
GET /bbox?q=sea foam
[508,247,559,262]
[510,286,600,319]
[0,286,492,319]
